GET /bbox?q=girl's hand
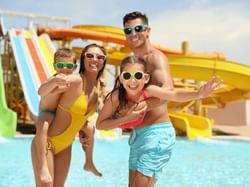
[198,76,223,99]
[126,101,147,120]
[134,100,147,113]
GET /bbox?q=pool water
[0,137,250,187]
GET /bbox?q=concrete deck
[213,124,250,138]
[13,123,250,141]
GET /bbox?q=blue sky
[1,0,250,65]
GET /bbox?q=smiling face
[124,18,150,49]
[83,46,106,74]
[119,63,150,98]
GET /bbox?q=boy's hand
[198,76,223,99]
[54,74,70,88]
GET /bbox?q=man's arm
[148,50,174,89]
[139,50,173,111]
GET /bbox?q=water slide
[38,25,250,139]
[95,50,250,139]
[9,28,63,115]
[106,48,250,139]
[8,28,120,139]
[0,55,17,137]
[168,111,212,139]
[9,29,44,118]
[37,34,56,75]
[0,17,17,137]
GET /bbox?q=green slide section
[0,55,17,137]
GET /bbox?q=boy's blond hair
[54,48,77,64]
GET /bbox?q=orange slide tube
[37,27,182,55]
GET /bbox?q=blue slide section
[10,31,39,117]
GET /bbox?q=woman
[31,43,107,187]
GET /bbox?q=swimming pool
[0,137,250,187]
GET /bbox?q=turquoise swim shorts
[128,122,176,179]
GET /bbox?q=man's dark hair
[123,11,148,26]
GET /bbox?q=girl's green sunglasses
[55,62,74,69]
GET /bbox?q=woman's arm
[40,74,82,96]
[38,73,69,96]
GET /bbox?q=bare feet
[84,162,102,177]
[40,166,52,183]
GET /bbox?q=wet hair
[79,43,107,80]
[106,56,149,109]
[54,47,76,64]
[123,11,148,26]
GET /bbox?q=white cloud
[150,2,250,64]
[1,0,250,64]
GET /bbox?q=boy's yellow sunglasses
[55,62,74,69]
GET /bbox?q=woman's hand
[79,130,89,150]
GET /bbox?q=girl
[96,56,221,187]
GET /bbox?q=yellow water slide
[106,49,250,139]
[38,34,56,75]
[168,111,212,139]
[37,25,250,139]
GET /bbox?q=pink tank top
[119,90,148,129]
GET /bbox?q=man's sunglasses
[123,24,148,35]
[55,62,74,69]
[121,71,145,80]
[84,52,106,61]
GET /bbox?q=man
[122,11,175,187]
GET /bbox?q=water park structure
[0,11,250,139]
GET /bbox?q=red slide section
[26,38,47,83]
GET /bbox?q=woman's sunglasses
[84,52,106,61]
[55,61,74,69]
[121,71,144,80]
[123,24,148,35]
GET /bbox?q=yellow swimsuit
[48,92,96,155]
